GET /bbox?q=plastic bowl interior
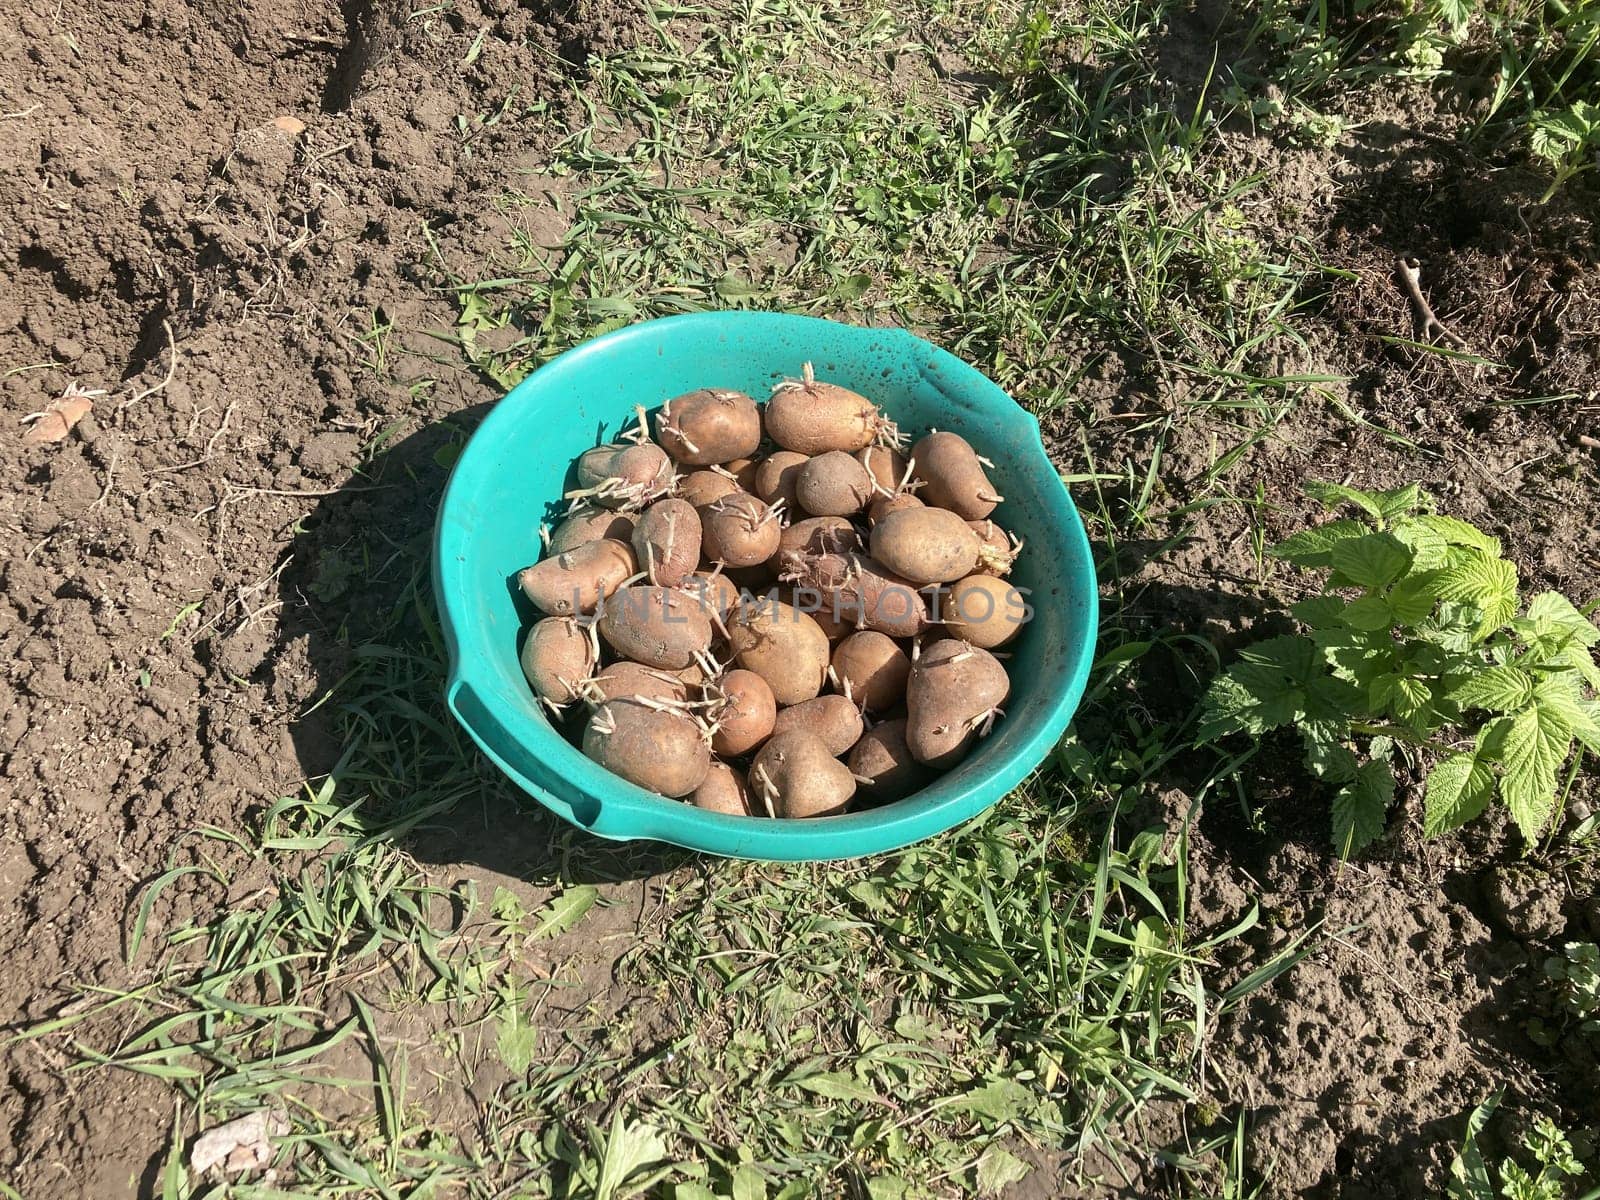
[433,312,1097,862]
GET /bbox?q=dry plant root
[1396,255,1468,351]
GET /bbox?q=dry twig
[1395,256,1467,350]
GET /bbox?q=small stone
[271,115,306,136]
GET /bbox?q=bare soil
[1068,82,1600,1195]
[1,1,1596,1197]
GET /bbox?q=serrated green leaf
[1447,665,1534,713]
[1341,595,1395,631]
[1305,670,1368,723]
[1292,595,1349,628]
[975,1146,1032,1195]
[1416,514,1501,555]
[1576,701,1600,756]
[532,885,599,938]
[1530,122,1567,164]
[1476,716,1513,760]
[1330,533,1413,589]
[1374,484,1425,521]
[1271,519,1369,568]
[1304,480,1384,519]
[1499,702,1573,841]
[1526,591,1599,646]
[1435,0,1472,32]
[1303,735,1359,783]
[1387,570,1444,625]
[1198,674,1285,740]
[1423,751,1495,836]
[1534,673,1600,741]
[1435,555,1518,639]
[1389,517,1451,571]
[1198,637,1321,740]
[1332,760,1393,858]
[1371,674,1431,724]
[1564,641,1600,689]
[1421,602,1483,653]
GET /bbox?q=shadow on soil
[277,401,695,888]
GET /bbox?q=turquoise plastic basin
[433,312,1097,861]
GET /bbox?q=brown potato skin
[578,443,676,509]
[711,669,777,757]
[682,571,740,625]
[942,574,1029,649]
[656,388,761,466]
[848,718,934,802]
[728,598,830,705]
[693,763,754,816]
[753,451,808,511]
[587,661,689,706]
[779,516,861,559]
[910,431,999,520]
[905,639,1010,768]
[868,492,923,525]
[597,585,714,669]
[549,506,635,554]
[702,492,781,568]
[857,445,909,495]
[748,730,856,817]
[520,616,596,705]
[783,552,929,640]
[632,498,703,587]
[795,451,874,517]
[869,506,982,585]
[765,379,879,455]
[518,538,637,616]
[777,585,852,642]
[770,694,864,758]
[681,469,740,510]
[723,457,761,492]
[830,631,911,712]
[583,700,709,797]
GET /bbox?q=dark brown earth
[2,1,1597,1197]
[0,0,632,1193]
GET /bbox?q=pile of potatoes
[514,365,1030,819]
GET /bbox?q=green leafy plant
[1547,941,1600,1033]
[1200,482,1600,856]
[1449,1090,1591,1200]
[1530,100,1600,197]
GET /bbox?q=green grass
[1232,0,1600,193]
[1,0,1361,1196]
